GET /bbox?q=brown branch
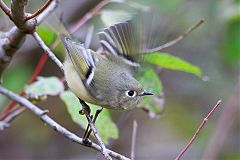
[0,27,26,77]
[36,0,60,25]
[145,19,204,53]
[26,0,52,21]
[175,100,222,160]
[0,85,130,160]
[0,0,31,78]
[0,0,59,77]
[0,0,12,19]
[10,0,36,33]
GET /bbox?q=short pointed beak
[139,90,154,96]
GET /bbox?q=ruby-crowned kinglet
[62,21,153,110]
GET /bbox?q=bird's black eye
[125,90,136,97]
[128,91,134,96]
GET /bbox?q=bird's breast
[63,59,98,104]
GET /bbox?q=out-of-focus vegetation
[0,0,239,159]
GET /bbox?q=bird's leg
[78,99,103,143]
[78,99,92,144]
[82,115,93,141]
[79,99,91,115]
[78,99,111,159]
[85,107,103,139]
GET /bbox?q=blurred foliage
[24,76,64,99]
[220,6,240,67]
[166,102,202,138]
[0,64,33,111]
[100,9,134,27]
[137,66,164,118]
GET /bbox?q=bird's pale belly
[64,60,98,104]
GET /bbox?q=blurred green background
[0,0,239,159]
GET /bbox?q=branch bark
[32,32,64,71]
[0,85,130,160]
[0,0,59,78]
[11,0,36,33]
[0,27,26,78]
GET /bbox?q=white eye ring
[125,90,137,97]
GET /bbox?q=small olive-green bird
[62,21,153,110]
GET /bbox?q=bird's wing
[98,22,143,67]
[62,37,97,86]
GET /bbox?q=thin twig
[86,114,112,160]
[32,32,64,71]
[79,99,112,160]
[175,100,222,160]
[0,0,12,19]
[131,120,138,160]
[36,0,60,25]
[0,106,25,130]
[145,19,204,53]
[202,83,239,159]
[69,0,111,34]
[0,85,130,160]
[26,0,53,21]
[0,102,22,120]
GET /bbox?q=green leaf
[100,9,134,27]
[24,76,64,99]
[137,66,165,118]
[60,91,119,144]
[145,52,202,77]
[37,26,56,46]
